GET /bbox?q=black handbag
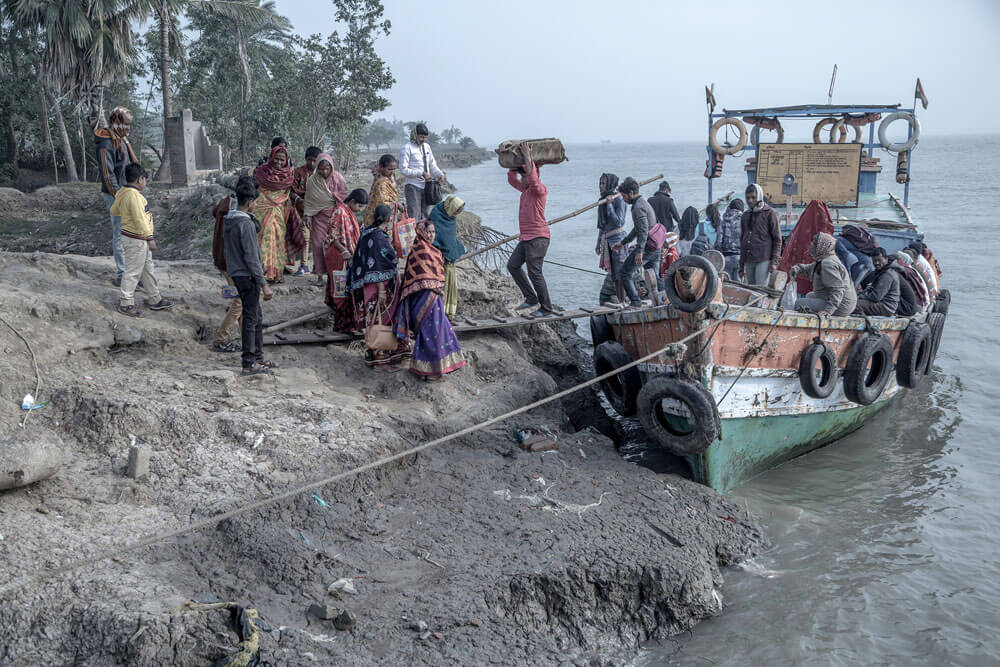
[421,144,442,207]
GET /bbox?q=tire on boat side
[924,312,947,374]
[594,341,641,417]
[636,375,721,457]
[798,342,838,399]
[896,321,932,389]
[843,332,895,405]
[933,288,951,315]
[663,255,720,313]
[589,314,614,348]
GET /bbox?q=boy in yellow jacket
[111,163,172,316]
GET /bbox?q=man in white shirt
[398,123,445,219]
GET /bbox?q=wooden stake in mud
[457,173,665,263]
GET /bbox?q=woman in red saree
[303,152,349,286]
[253,145,295,282]
[323,188,367,333]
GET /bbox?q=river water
[447,135,1000,665]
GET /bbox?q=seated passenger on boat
[887,256,919,316]
[788,232,857,317]
[903,244,940,298]
[853,248,900,317]
[893,252,931,311]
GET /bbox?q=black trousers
[506,237,552,310]
[233,275,263,368]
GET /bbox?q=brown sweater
[211,194,236,272]
[739,204,782,266]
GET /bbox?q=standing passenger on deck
[595,173,627,307]
[788,233,857,317]
[677,206,700,256]
[740,183,782,286]
[430,195,466,319]
[648,181,682,232]
[506,143,557,316]
[715,199,744,279]
[399,123,445,220]
[95,106,139,285]
[614,177,663,308]
[303,152,349,287]
[853,248,901,316]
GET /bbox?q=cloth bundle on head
[399,219,446,301]
[778,199,834,293]
[809,232,837,260]
[303,153,348,216]
[254,145,294,190]
[443,195,464,218]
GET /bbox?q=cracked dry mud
[0,250,763,665]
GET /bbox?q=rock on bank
[0,251,762,665]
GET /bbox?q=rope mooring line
[0,294,766,600]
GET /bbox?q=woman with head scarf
[323,188,368,333]
[253,145,295,282]
[715,198,744,279]
[303,152,349,285]
[393,218,466,381]
[429,195,466,319]
[348,204,409,366]
[595,173,627,305]
[677,206,700,256]
[788,232,857,317]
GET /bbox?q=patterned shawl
[400,220,445,301]
[348,224,397,293]
[94,106,133,150]
[254,145,294,191]
[303,153,348,216]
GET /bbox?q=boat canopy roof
[719,104,902,118]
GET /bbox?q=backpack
[689,223,711,256]
[841,224,878,255]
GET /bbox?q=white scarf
[750,183,765,211]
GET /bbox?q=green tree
[459,136,475,151]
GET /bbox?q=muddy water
[448,136,1000,664]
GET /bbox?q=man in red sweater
[506,143,556,315]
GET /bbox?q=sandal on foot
[259,359,279,369]
[117,304,142,318]
[212,341,240,353]
[241,363,273,376]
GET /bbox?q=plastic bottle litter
[20,394,45,411]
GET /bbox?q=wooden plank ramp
[262,306,620,346]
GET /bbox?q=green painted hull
[687,400,894,492]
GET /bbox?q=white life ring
[829,119,863,144]
[709,118,747,155]
[878,112,920,152]
[813,118,838,143]
[750,123,784,144]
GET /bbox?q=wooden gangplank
[262,306,620,346]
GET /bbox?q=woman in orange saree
[253,145,295,282]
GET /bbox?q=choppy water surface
[448,136,1000,665]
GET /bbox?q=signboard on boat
[756,143,862,207]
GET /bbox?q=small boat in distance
[591,95,949,492]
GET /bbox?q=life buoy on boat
[923,312,946,374]
[709,117,747,155]
[663,255,720,313]
[636,375,721,456]
[878,112,920,152]
[590,314,614,348]
[896,321,931,389]
[594,341,642,417]
[798,341,838,399]
[843,333,895,405]
[813,118,839,143]
[829,119,863,144]
[749,123,784,144]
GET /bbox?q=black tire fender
[924,312,946,374]
[594,341,641,417]
[843,333,895,405]
[663,255,720,313]
[799,342,838,399]
[896,322,931,389]
[933,288,950,315]
[589,314,614,348]
[636,375,721,456]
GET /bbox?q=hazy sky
[275,0,999,144]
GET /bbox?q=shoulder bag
[421,144,443,208]
[364,300,397,351]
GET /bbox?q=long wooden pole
[457,173,664,263]
[263,308,329,335]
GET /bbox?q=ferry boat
[591,95,949,492]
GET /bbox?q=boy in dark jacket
[223,182,276,375]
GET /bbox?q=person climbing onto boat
[739,183,782,286]
[614,177,664,308]
[429,195,466,319]
[853,248,900,317]
[788,232,857,317]
[715,198,743,279]
[506,143,558,316]
[648,181,682,232]
[393,219,467,381]
[595,173,628,307]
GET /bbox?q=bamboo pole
[263,308,330,335]
[457,173,664,263]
